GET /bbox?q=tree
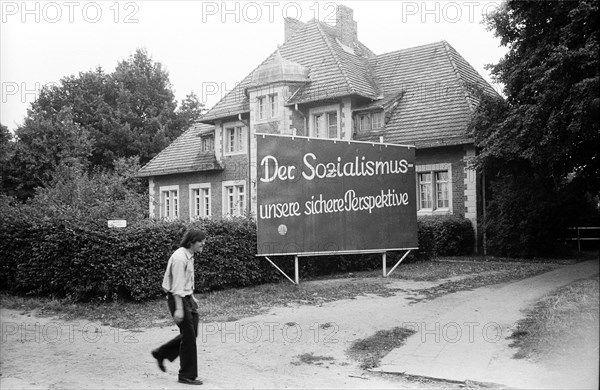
[0,124,14,194]
[176,92,206,130]
[108,48,180,167]
[27,157,148,222]
[6,109,92,199]
[468,0,600,257]
[472,0,599,191]
[4,48,198,199]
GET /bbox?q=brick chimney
[336,5,357,47]
[284,17,305,42]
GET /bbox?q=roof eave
[286,91,377,106]
[137,163,225,178]
[199,110,250,124]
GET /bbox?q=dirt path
[1,261,598,390]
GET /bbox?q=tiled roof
[137,122,222,177]
[285,22,380,104]
[355,41,498,147]
[201,19,380,122]
[353,92,403,112]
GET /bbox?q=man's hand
[173,308,184,324]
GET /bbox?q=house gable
[354,41,499,148]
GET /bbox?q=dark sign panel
[256,134,417,256]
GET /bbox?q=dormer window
[314,111,338,139]
[310,104,340,139]
[372,111,383,129]
[225,126,246,154]
[356,111,384,131]
[201,135,214,152]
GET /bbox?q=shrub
[0,209,279,301]
[0,195,474,301]
[483,173,595,258]
[416,215,475,258]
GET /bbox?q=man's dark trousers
[155,293,199,380]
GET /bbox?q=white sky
[0,0,508,131]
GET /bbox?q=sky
[0,0,508,132]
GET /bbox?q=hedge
[0,211,474,301]
[0,214,280,301]
[417,215,475,257]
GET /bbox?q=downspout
[482,171,487,256]
[294,104,307,135]
[238,113,252,218]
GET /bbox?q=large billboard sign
[256,134,418,256]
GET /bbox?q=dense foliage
[417,215,475,258]
[1,49,205,200]
[468,0,600,257]
[473,0,599,189]
[0,210,279,301]
[0,209,474,301]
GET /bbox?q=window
[225,126,245,154]
[190,184,211,219]
[257,93,278,120]
[313,111,339,139]
[356,111,383,131]
[160,186,179,219]
[418,172,433,210]
[202,135,214,152]
[436,171,449,209]
[372,111,383,129]
[357,113,370,131]
[327,112,338,138]
[417,165,452,213]
[269,93,278,118]
[223,181,246,217]
[257,96,266,120]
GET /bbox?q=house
[137,5,499,251]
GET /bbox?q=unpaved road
[1,261,598,389]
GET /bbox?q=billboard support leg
[382,252,387,277]
[384,250,412,277]
[264,256,298,285]
[294,255,299,284]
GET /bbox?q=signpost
[256,134,418,283]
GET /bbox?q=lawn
[507,273,599,362]
[0,257,568,329]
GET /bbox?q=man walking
[152,228,206,385]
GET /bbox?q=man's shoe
[151,350,166,372]
[178,378,203,385]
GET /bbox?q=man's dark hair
[180,228,206,249]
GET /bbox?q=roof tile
[137,122,222,177]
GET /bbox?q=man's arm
[170,257,187,323]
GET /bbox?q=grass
[391,259,563,303]
[347,327,416,369]
[0,257,570,329]
[507,273,599,362]
[292,352,336,366]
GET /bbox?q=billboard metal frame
[255,133,418,284]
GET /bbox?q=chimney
[284,17,305,42]
[336,5,357,47]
